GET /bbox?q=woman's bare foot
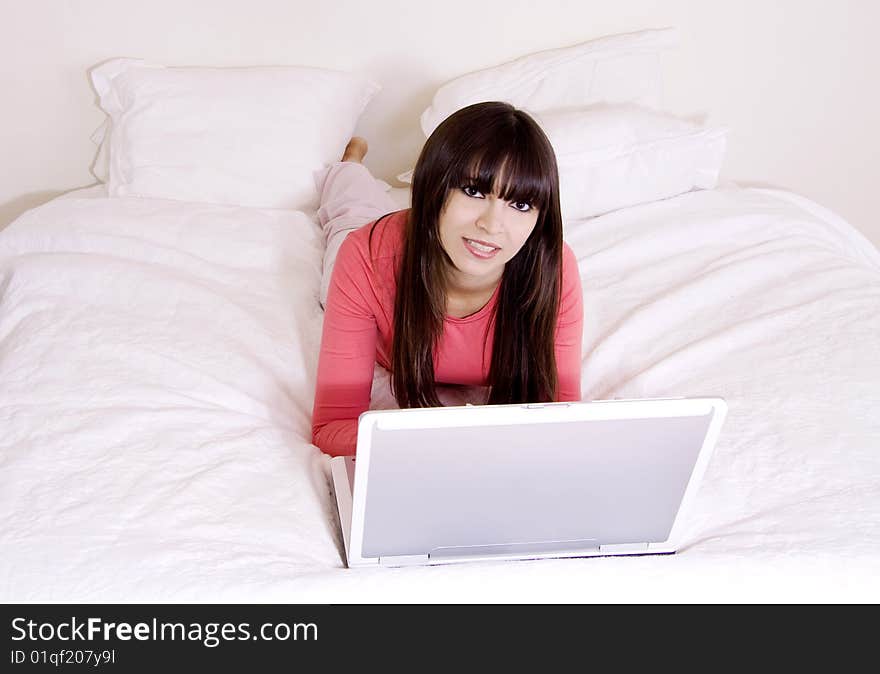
[341,136,368,163]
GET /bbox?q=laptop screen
[359,412,714,558]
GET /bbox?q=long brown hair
[388,101,563,408]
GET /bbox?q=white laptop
[329,397,727,568]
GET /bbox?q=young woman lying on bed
[311,102,584,456]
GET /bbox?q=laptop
[329,397,727,568]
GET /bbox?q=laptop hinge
[378,554,430,567]
[598,542,650,553]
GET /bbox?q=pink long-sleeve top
[311,209,584,456]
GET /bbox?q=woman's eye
[462,185,531,212]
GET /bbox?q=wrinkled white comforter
[1,183,878,602]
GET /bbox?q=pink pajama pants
[313,161,399,308]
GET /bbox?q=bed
[1,176,878,603]
[2,29,879,603]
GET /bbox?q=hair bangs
[460,146,552,212]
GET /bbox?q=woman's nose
[476,198,505,233]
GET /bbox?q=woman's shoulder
[561,241,580,280]
[342,208,408,263]
[334,210,407,300]
[558,241,583,316]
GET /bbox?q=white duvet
[1,183,878,602]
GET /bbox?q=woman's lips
[463,237,501,259]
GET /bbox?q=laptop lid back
[348,398,726,566]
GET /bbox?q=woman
[312,101,584,456]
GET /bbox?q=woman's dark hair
[387,101,563,408]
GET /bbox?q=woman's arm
[311,234,378,456]
[554,244,585,402]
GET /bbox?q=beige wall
[2,0,878,249]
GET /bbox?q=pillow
[419,27,678,138]
[89,58,380,210]
[89,119,110,183]
[533,105,728,219]
[398,104,727,221]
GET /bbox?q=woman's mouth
[463,237,501,259]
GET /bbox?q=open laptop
[329,397,727,568]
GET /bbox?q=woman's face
[438,181,540,290]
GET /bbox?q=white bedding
[1,183,878,603]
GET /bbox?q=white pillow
[533,105,728,219]
[89,58,380,210]
[398,104,727,221]
[89,119,110,183]
[419,27,678,138]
